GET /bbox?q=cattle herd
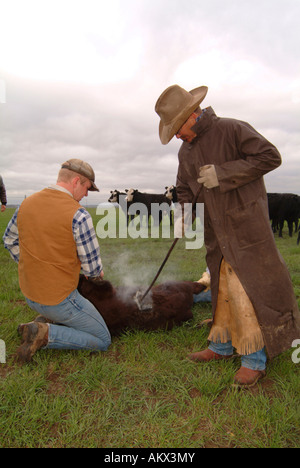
[108,187,300,244]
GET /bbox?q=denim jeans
[25,289,111,352]
[208,340,267,371]
[193,290,212,303]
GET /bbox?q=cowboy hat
[155,84,208,145]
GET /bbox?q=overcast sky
[0,0,299,205]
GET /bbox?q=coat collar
[191,106,216,139]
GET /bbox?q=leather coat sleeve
[214,122,282,193]
[176,174,194,205]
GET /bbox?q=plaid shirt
[3,196,103,278]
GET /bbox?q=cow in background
[164,185,178,203]
[125,189,173,227]
[108,190,134,226]
[267,193,300,238]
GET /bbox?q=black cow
[125,189,173,227]
[267,193,300,237]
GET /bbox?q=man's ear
[72,176,81,187]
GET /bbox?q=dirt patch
[188,387,202,399]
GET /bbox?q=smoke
[108,248,179,307]
[110,251,154,288]
[107,250,153,306]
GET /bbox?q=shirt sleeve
[2,207,20,263]
[72,208,103,277]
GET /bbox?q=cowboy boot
[17,322,49,363]
[187,348,233,362]
[233,366,266,387]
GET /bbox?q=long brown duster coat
[176,107,300,359]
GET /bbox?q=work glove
[197,165,219,189]
[197,271,211,291]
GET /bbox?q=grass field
[0,207,299,448]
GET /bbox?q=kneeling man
[3,159,111,362]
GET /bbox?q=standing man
[0,174,7,212]
[155,85,300,387]
[3,159,111,362]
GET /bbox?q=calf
[77,276,206,336]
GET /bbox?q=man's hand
[197,165,219,189]
[85,270,104,281]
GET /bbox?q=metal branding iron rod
[134,185,202,311]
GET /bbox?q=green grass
[0,208,299,448]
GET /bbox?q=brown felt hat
[61,159,99,192]
[155,84,208,144]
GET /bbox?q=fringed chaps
[208,259,265,356]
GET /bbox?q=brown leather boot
[233,366,266,387]
[188,348,233,362]
[17,322,49,363]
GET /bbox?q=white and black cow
[125,189,173,226]
[165,185,200,225]
[108,189,135,226]
[164,185,178,203]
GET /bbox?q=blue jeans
[193,290,212,303]
[209,340,267,371]
[25,289,111,352]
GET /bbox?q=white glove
[197,271,211,291]
[197,165,219,189]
